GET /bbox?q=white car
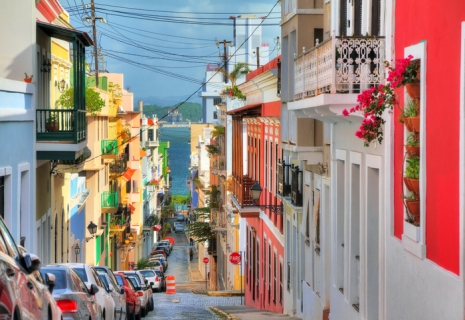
[96,271,127,320]
[139,269,160,292]
[64,263,116,320]
[148,258,164,272]
[174,224,184,233]
[176,214,185,221]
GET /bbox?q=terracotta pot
[405,199,420,224]
[24,78,32,83]
[405,117,420,132]
[403,177,420,195]
[405,145,420,157]
[406,83,420,99]
[46,122,59,132]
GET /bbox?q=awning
[122,168,135,182]
[128,203,136,213]
[153,225,161,232]
[37,21,93,46]
[226,103,261,115]
[140,149,147,158]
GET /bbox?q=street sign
[203,257,209,264]
[229,252,241,264]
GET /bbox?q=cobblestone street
[146,221,242,319]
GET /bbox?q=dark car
[154,243,170,256]
[150,249,166,258]
[0,216,54,319]
[40,265,100,319]
[154,270,166,292]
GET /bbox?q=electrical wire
[54,1,279,174]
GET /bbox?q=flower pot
[405,199,420,224]
[46,122,59,132]
[405,117,420,132]
[404,177,419,195]
[24,78,32,83]
[406,83,420,99]
[405,145,420,157]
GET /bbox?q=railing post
[331,34,337,94]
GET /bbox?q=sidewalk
[211,305,302,320]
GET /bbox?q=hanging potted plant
[405,133,420,157]
[399,99,419,133]
[404,155,420,195]
[385,55,420,99]
[403,194,420,225]
[24,73,33,83]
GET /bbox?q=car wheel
[130,310,135,320]
[135,311,141,320]
[141,308,146,318]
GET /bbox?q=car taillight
[56,300,78,313]
[138,292,143,296]
[155,276,159,281]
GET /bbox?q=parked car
[159,240,173,253]
[154,270,166,293]
[64,263,116,320]
[139,269,160,292]
[151,254,168,272]
[114,272,141,320]
[150,249,166,258]
[95,270,127,320]
[40,264,101,320]
[154,242,170,256]
[147,258,163,272]
[176,214,185,221]
[0,216,60,319]
[17,245,63,320]
[124,275,149,317]
[118,270,154,316]
[174,224,184,233]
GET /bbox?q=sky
[64,0,281,104]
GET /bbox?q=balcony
[145,140,159,148]
[36,22,92,162]
[109,154,128,176]
[291,165,303,207]
[277,159,291,197]
[101,191,119,213]
[291,36,385,122]
[101,140,118,161]
[229,175,259,218]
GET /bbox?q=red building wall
[393,1,464,274]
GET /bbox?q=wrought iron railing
[101,140,118,155]
[277,159,291,197]
[109,154,128,175]
[291,165,303,207]
[101,191,118,208]
[294,36,385,100]
[36,109,87,143]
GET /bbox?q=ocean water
[159,127,190,196]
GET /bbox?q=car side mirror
[23,253,41,273]
[45,273,56,293]
[89,284,99,295]
[150,282,154,286]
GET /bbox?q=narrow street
[146,220,242,319]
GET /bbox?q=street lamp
[125,236,130,245]
[85,221,98,242]
[128,234,134,241]
[250,181,284,214]
[74,243,80,262]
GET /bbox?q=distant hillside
[141,102,202,122]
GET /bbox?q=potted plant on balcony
[56,87,105,116]
[405,133,420,157]
[205,144,219,156]
[403,193,420,225]
[24,73,33,83]
[404,155,420,195]
[399,99,419,133]
[46,113,59,132]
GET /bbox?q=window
[0,218,19,259]
[256,240,260,298]
[280,261,283,304]
[268,243,271,304]
[274,253,278,304]
[213,111,218,119]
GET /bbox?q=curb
[210,306,238,320]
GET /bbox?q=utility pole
[85,0,105,88]
[90,0,98,87]
[216,39,232,83]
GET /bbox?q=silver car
[40,265,100,320]
[96,271,127,320]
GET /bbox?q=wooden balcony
[230,175,260,218]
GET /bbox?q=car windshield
[98,273,109,288]
[72,267,88,282]
[140,270,155,277]
[114,274,124,287]
[40,269,67,290]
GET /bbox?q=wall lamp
[85,221,98,242]
[56,78,67,93]
[227,212,239,229]
[250,181,284,214]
